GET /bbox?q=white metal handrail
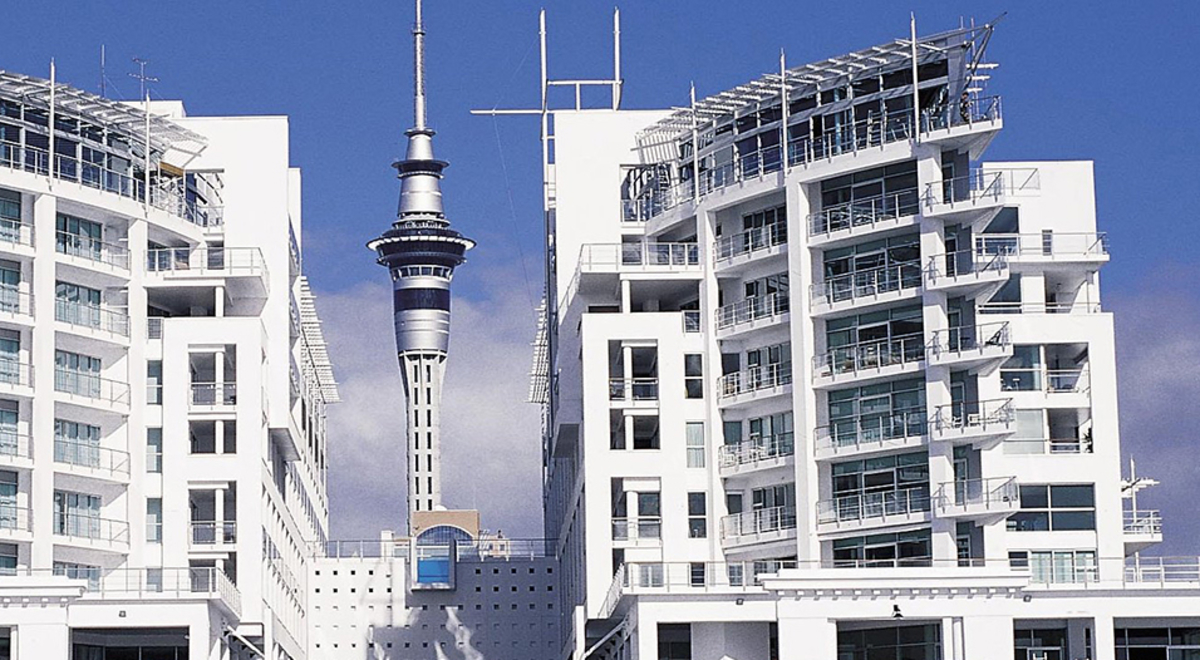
[921,94,1002,131]
[787,107,916,166]
[720,505,797,539]
[931,398,1014,433]
[55,299,130,336]
[53,513,129,544]
[190,382,237,406]
[716,293,789,330]
[808,188,920,237]
[715,223,786,262]
[927,322,1011,356]
[976,232,1109,258]
[190,520,239,545]
[924,250,1007,281]
[146,246,267,277]
[54,369,130,405]
[56,231,130,270]
[718,433,795,469]
[608,378,658,402]
[935,476,1019,512]
[611,517,662,541]
[817,488,930,525]
[811,261,922,306]
[717,363,792,399]
[978,301,1102,315]
[53,439,130,476]
[578,242,701,270]
[814,409,928,453]
[812,333,925,379]
[1124,510,1163,535]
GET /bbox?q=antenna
[130,57,159,99]
[99,45,106,98]
[413,0,427,130]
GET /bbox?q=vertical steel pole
[780,49,789,171]
[48,60,55,178]
[613,8,622,110]
[911,14,921,140]
[144,92,151,206]
[690,84,699,203]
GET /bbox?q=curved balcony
[816,489,931,533]
[810,262,921,317]
[714,224,786,272]
[0,506,33,542]
[720,505,797,549]
[934,476,1019,521]
[145,247,269,300]
[812,334,925,388]
[717,363,792,408]
[612,518,662,546]
[718,433,795,478]
[814,411,928,460]
[0,360,34,398]
[806,189,920,248]
[56,231,130,281]
[975,232,1109,271]
[54,369,130,414]
[55,299,130,344]
[923,251,1008,298]
[0,287,34,328]
[0,432,32,470]
[930,398,1015,447]
[926,322,1012,373]
[715,294,789,339]
[53,440,130,483]
[53,513,129,553]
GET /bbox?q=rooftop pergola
[0,70,207,155]
[639,21,997,145]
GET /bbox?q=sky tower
[368,0,475,528]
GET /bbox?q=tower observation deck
[367,0,474,527]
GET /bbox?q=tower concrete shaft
[367,0,474,529]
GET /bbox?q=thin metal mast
[413,0,427,131]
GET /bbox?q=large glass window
[832,529,932,568]
[827,378,925,446]
[1116,626,1200,660]
[55,281,102,328]
[817,161,920,230]
[0,189,20,244]
[830,452,930,520]
[55,213,103,261]
[822,235,920,302]
[1001,345,1043,391]
[53,561,100,590]
[54,350,101,398]
[837,623,940,660]
[1009,550,1097,584]
[1008,485,1095,531]
[54,419,101,468]
[825,305,924,371]
[53,490,101,538]
[1014,628,1067,660]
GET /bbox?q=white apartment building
[527,18,1200,660]
[0,69,339,659]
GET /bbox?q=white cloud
[316,262,543,540]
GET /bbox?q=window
[54,350,101,398]
[55,213,103,261]
[146,428,162,473]
[838,623,940,660]
[685,422,705,468]
[146,360,163,405]
[1009,550,1097,583]
[817,161,920,230]
[1008,485,1095,531]
[53,490,101,538]
[1116,626,1200,660]
[0,542,15,575]
[687,493,707,538]
[54,281,102,328]
[54,419,101,469]
[821,234,920,302]
[689,562,706,587]
[146,498,162,543]
[832,529,932,568]
[684,354,703,399]
[1000,345,1043,391]
[637,492,661,540]
[826,378,925,446]
[829,452,930,522]
[0,400,18,458]
[631,416,659,450]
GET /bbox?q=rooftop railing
[715,293,789,331]
[714,223,786,263]
[720,505,797,540]
[54,369,130,405]
[812,333,925,380]
[718,433,795,470]
[53,439,130,476]
[814,410,927,455]
[312,538,554,560]
[931,399,1015,434]
[56,231,129,270]
[817,488,931,526]
[15,567,242,617]
[55,299,130,337]
[717,363,792,399]
[808,189,920,238]
[811,261,921,307]
[1124,510,1163,536]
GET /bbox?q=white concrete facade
[536,23,1200,660]
[0,72,337,659]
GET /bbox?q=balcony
[55,299,130,342]
[190,521,239,549]
[720,505,797,549]
[56,231,130,278]
[611,518,662,546]
[718,433,795,477]
[608,378,658,407]
[786,107,916,172]
[0,506,33,542]
[714,224,786,272]
[923,168,1039,227]
[1000,367,1091,406]
[1124,510,1163,553]
[926,322,1012,373]
[806,189,920,248]
[715,293,789,339]
[816,489,931,533]
[189,382,237,408]
[578,242,702,274]
[975,232,1109,271]
[60,567,242,618]
[811,334,925,388]
[923,251,1008,298]
[717,363,792,407]
[0,287,34,326]
[0,220,34,256]
[0,359,34,397]
[814,411,928,460]
[53,440,130,482]
[978,301,1103,316]
[53,513,129,552]
[145,246,269,299]
[0,432,32,470]
[930,399,1015,447]
[54,369,130,412]
[809,262,921,316]
[621,178,694,224]
[919,94,1003,153]
[934,476,1019,521]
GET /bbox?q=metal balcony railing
[0,359,33,388]
[146,246,267,277]
[924,250,1007,282]
[608,378,658,402]
[927,322,1011,357]
[979,301,1102,315]
[718,433,795,469]
[921,94,1002,132]
[1000,367,1090,394]
[935,476,1019,514]
[579,242,701,270]
[716,293,788,331]
[807,189,920,237]
[1003,437,1094,455]
[976,232,1108,259]
[56,231,130,270]
[190,382,237,406]
[0,506,32,533]
[54,369,130,405]
[717,363,792,399]
[0,286,32,317]
[931,399,1015,434]
[817,489,931,525]
[0,431,31,462]
[1124,510,1163,536]
[814,410,927,454]
[55,299,130,336]
[611,518,662,542]
[714,223,786,263]
[787,107,916,166]
[811,261,922,307]
[812,333,925,380]
[53,440,130,476]
[924,167,1039,207]
[190,521,239,545]
[53,513,129,544]
[0,220,33,248]
[721,505,797,540]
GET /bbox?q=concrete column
[623,414,634,451]
[215,284,225,316]
[214,487,225,530]
[961,614,1015,660]
[30,193,58,569]
[777,617,836,659]
[632,619,657,660]
[17,622,70,659]
[1092,614,1116,660]
[216,420,226,455]
[621,279,631,313]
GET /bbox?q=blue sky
[6,1,1200,552]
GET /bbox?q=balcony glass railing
[53,512,129,544]
[812,333,925,379]
[817,488,931,525]
[55,299,130,336]
[814,410,927,454]
[934,477,1019,514]
[927,323,1011,357]
[608,378,658,402]
[0,219,32,248]
[0,359,32,388]
[931,399,1014,434]
[0,286,32,317]
[807,189,920,237]
[717,363,792,399]
[56,231,130,270]
[191,521,239,545]
[611,518,662,542]
[720,505,797,540]
[975,232,1108,259]
[189,382,237,406]
[0,506,32,532]
[811,261,921,307]
[716,293,788,331]
[924,250,1007,282]
[0,430,30,461]
[54,369,130,405]
[1000,367,1090,394]
[715,223,787,263]
[718,433,795,469]
[53,439,130,476]
[579,243,701,270]
[146,246,267,277]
